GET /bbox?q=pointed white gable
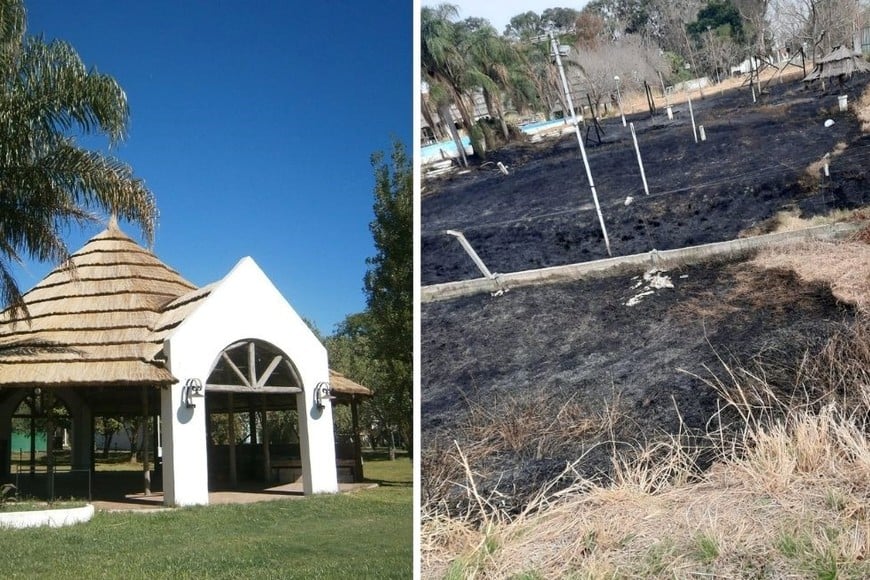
[166,256,326,385]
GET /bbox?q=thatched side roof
[329,370,372,397]
[149,284,215,350]
[803,45,870,81]
[0,221,196,387]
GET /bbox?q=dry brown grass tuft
[857,82,870,133]
[422,388,625,522]
[423,404,870,577]
[422,319,870,578]
[803,141,849,188]
[739,205,867,239]
[673,262,835,325]
[752,238,870,313]
[458,390,620,459]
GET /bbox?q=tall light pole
[614,75,626,126]
[549,31,611,256]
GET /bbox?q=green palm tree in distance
[0,0,156,316]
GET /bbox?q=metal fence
[14,465,92,502]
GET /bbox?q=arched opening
[10,389,70,475]
[204,339,305,489]
[2,389,95,498]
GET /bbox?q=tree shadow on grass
[363,476,412,488]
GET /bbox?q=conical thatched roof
[0,221,196,387]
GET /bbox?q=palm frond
[0,0,157,314]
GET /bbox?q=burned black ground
[422,78,870,285]
[421,78,870,511]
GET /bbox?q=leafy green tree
[363,140,412,456]
[687,0,744,42]
[327,312,381,446]
[0,0,157,315]
[542,7,582,32]
[460,19,537,142]
[264,410,299,444]
[505,11,546,40]
[209,412,250,445]
[586,0,656,36]
[328,141,411,458]
[95,417,123,458]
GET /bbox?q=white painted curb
[422,222,865,302]
[0,503,94,529]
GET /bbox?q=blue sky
[17,1,411,335]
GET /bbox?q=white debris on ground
[625,269,675,306]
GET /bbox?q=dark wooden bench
[270,459,359,483]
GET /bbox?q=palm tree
[0,0,156,316]
[422,4,483,165]
[462,21,539,141]
[516,38,573,122]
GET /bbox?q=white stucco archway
[159,257,337,506]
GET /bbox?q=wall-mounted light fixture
[314,382,335,410]
[183,378,204,409]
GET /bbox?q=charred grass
[422,315,870,578]
[422,230,870,577]
[422,75,870,577]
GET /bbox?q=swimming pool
[518,118,567,132]
[422,119,569,164]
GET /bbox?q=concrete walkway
[92,481,378,512]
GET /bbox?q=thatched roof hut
[803,45,870,82]
[0,221,370,401]
[0,221,354,503]
[0,220,195,391]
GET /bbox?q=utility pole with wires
[549,31,611,257]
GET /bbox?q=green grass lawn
[0,455,413,579]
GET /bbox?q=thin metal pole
[549,31,612,256]
[629,123,649,195]
[688,93,698,143]
[615,78,626,126]
[445,230,495,279]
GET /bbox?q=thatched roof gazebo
[0,220,345,505]
[803,45,870,84]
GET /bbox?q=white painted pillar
[160,382,209,506]
[296,388,338,494]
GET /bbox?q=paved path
[92,482,378,512]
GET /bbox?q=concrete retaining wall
[422,222,865,303]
